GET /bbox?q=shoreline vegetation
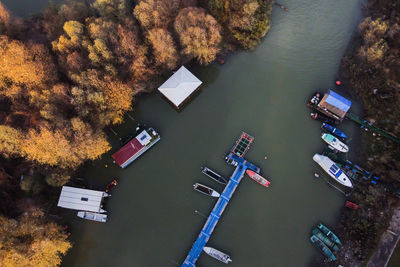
[0,0,273,265]
[319,0,400,266]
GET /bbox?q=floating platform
[182,133,262,266]
[232,132,253,157]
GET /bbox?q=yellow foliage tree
[21,125,80,168]
[134,0,181,29]
[0,125,24,158]
[0,36,56,91]
[147,28,178,69]
[174,7,222,65]
[0,211,71,267]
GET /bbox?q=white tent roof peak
[158,66,202,108]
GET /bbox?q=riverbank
[0,0,274,266]
[323,0,400,265]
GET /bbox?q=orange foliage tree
[174,7,222,65]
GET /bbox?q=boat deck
[232,132,253,157]
[182,152,261,266]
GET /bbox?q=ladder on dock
[345,113,400,144]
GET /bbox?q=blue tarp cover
[325,90,352,112]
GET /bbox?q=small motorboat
[193,183,220,198]
[312,228,339,252]
[317,223,342,246]
[345,201,359,210]
[310,112,337,125]
[246,170,270,188]
[321,133,349,153]
[321,123,347,139]
[310,235,336,261]
[203,246,232,264]
[77,211,107,223]
[313,154,353,188]
[201,167,227,184]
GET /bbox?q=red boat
[345,201,359,210]
[246,170,270,188]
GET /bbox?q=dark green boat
[317,223,342,246]
[310,235,336,261]
[312,228,339,252]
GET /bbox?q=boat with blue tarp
[321,123,348,139]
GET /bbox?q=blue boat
[310,235,337,261]
[321,123,347,139]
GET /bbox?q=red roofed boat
[246,170,270,188]
[112,127,160,168]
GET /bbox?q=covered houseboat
[112,128,160,168]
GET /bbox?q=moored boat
[310,235,336,261]
[321,133,349,153]
[345,201,359,210]
[193,183,220,198]
[310,112,337,125]
[201,167,227,184]
[245,170,270,188]
[313,154,353,188]
[203,246,232,264]
[77,211,107,223]
[312,228,339,252]
[232,132,254,157]
[321,123,347,139]
[112,127,160,168]
[317,223,342,246]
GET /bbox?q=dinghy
[203,247,232,264]
[193,183,220,198]
[77,211,107,223]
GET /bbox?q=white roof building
[158,66,202,108]
[57,186,109,213]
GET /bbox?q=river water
[4,0,362,266]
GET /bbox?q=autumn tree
[174,7,222,65]
[201,0,272,49]
[0,125,23,158]
[0,36,56,92]
[134,0,181,29]
[147,28,179,69]
[0,210,71,267]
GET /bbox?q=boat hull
[77,211,107,223]
[201,167,227,184]
[310,235,336,261]
[193,183,220,198]
[313,154,353,188]
[321,133,349,153]
[203,247,232,264]
[322,123,347,139]
[317,223,342,246]
[246,170,270,188]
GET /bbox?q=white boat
[77,211,107,223]
[193,183,220,198]
[321,133,349,153]
[313,154,353,188]
[203,246,232,264]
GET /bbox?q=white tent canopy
[57,186,108,213]
[158,66,202,108]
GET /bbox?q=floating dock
[182,133,261,266]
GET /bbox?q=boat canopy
[57,186,108,213]
[324,134,337,142]
[318,90,352,119]
[158,66,202,108]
